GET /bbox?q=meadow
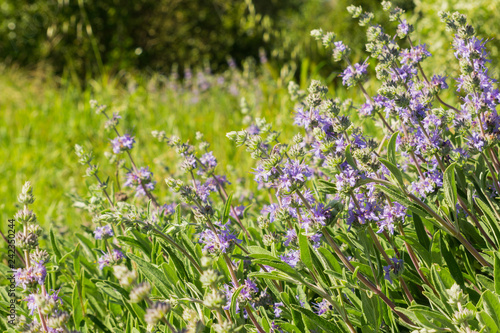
[3,2,500,333]
[0,62,377,233]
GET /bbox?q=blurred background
[1,0,500,231]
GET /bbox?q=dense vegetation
[2,1,500,333]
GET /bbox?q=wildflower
[200,151,217,169]
[283,229,297,247]
[397,19,412,38]
[279,249,300,268]
[14,262,47,289]
[383,257,404,284]
[223,279,259,314]
[145,302,171,326]
[97,249,125,270]
[314,299,332,315]
[335,167,359,195]
[129,282,151,303]
[378,202,407,234]
[278,160,313,192]
[467,132,485,152]
[110,134,135,154]
[198,223,241,254]
[230,205,245,219]
[340,60,369,87]
[124,166,156,197]
[274,302,284,318]
[94,225,114,240]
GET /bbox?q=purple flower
[25,290,62,315]
[278,160,313,192]
[340,61,368,87]
[399,44,431,65]
[247,124,260,135]
[274,302,284,318]
[14,262,47,289]
[294,108,329,129]
[309,203,331,227]
[230,205,245,219]
[94,225,114,240]
[271,321,284,333]
[283,229,297,247]
[431,75,448,90]
[335,167,359,194]
[296,295,305,307]
[98,249,125,270]
[383,257,403,284]
[262,203,280,223]
[347,197,380,227]
[199,223,241,254]
[124,166,156,197]
[26,294,37,315]
[223,279,259,313]
[310,233,322,249]
[467,132,485,152]
[313,299,332,315]
[397,19,410,37]
[200,152,217,169]
[334,41,347,52]
[359,102,374,116]
[340,66,355,87]
[110,134,135,154]
[279,249,300,268]
[377,202,407,234]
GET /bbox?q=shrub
[4,1,500,332]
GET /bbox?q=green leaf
[230,285,245,319]
[374,184,428,218]
[127,253,171,298]
[86,315,112,333]
[443,163,457,209]
[72,282,84,328]
[439,235,464,287]
[298,232,313,272]
[413,214,430,251]
[222,193,233,224]
[317,179,337,195]
[387,131,399,165]
[117,236,150,255]
[477,311,499,333]
[345,144,357,169]
[379,158,405,189]
[50,227,62,260]
[318,247,342,273]
[495,254,500,295]
[482,290,500,328]
[291,305,343,332]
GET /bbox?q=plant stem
[321,228,415,326]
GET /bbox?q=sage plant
[6,2,500,333]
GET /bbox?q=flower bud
[203,290,226,310]
[262,234,276,247]
[18,182,35,205]
[129,282,151,303]
[14,209,37,224]
[113,265,137,288]
[47,311,70,328]
[200,269,220,286]
[16,232,38,250]
[30,249,50,264]
[144,302,171,326]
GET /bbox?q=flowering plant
[4,2,500,333]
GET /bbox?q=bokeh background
[1,0,500,231]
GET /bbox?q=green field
[0,64,381,234]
